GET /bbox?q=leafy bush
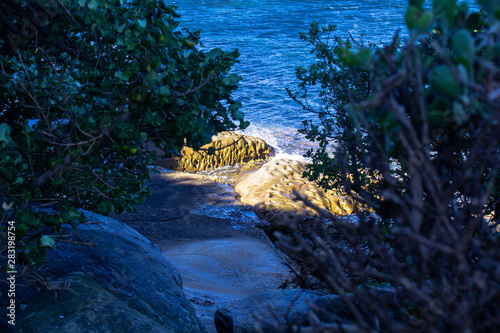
[0,0,247,264]
[287,0,500,331]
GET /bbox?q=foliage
[0,0,247,264]
[287,0,500,331]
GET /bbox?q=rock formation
[156,132,274,172]
[234,158,354,230]
[5,211,205,333]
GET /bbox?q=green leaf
[68,208,82,220]
[229,101,242,111]
[114,71,131,81]
[40,235,56,248]
[229,102,244,120]
[452,101,468,125]
[239,120,250,129]
[417,11,434,33]
[158,85,171,96]
[452,29,474,70]
[222,74,241,86]
[466,13,483,31]
[17,223,29,235]
[97,200,115,215]
[231,110,245,120]
[2,202,14,211]
[13,177,24,185]
[137,19,147,29]
[336,48,358,67]
[356,48,372,67]
[88,0,98,10]
[433,0,456,14]
[207,48,223,58]
[430,65,461,98]
[0,123,12,147]
[406,6,422,31]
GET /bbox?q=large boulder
[156,132,274,172]
[234,159,354,230]
[8,211,204,333]
[18,272,169,333]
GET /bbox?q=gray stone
[18,272,168,333]
[15,211,204,333]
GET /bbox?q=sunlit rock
[234,158,354,229]
[156,132,274,172]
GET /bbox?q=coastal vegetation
[0,0,499,331]
[287,0,500,331]
[0,0,247,265]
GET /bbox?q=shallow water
[168,0,480,157]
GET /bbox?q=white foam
[272,152,309,162]
[237,123,313,162]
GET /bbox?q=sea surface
[167,0,480,158]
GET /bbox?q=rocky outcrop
[156,132,274,172]
[12,211,205,333]
[234,158,354,230]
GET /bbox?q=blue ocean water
[167,0,480,157]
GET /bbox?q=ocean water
[167,0,480,158]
